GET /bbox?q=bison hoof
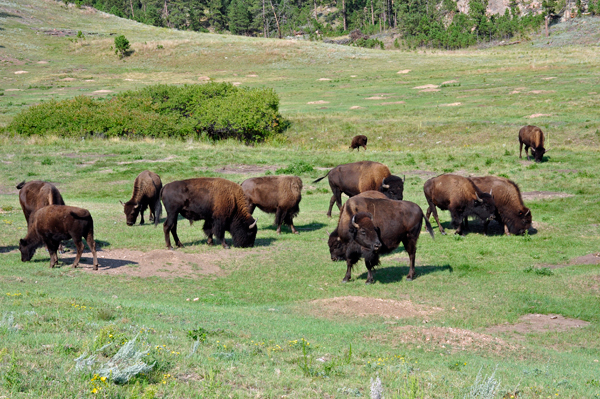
[293,231,300,235]
[441,231,447,236]
[406,276,414,282]
[342,278,350,283]
[93,264,98,270]
[365,280,374,285]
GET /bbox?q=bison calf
[519,125,546,163]
[350,135,368,151]
[423,174,496,235]
[241,175,302,234]
[16,180,65,227]
[121,170,163,226]
[19,205,98,270]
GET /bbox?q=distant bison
[350,135,368,151]
[423,174,496,235]
[313,161,404,217]
[519,125,546,163]
[16,180,65,227]
[241,175,302,234]
[329,195,434,282]
[121,170,163,226]
[469,176,532,235]
[161,178,257,249]
[19,205,98,270]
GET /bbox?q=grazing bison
[16,180,65,227]
[120,170,163,226]
[350,135,368,151]
[423,174,496,235]
[19,205,98,270]
[241,175,302,235]
[519,125,546,163]
[329,195,434,282]
[469,176,532,235]
[161,178,257,249]
[313,161,404,217]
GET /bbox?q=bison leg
[149,205,155,223]
[139,209,145,225]
[46,239,61,268]
[163,213,182,250]
[342,259,353,282]
[72,237,84,268]
[524,145,531,161]
[403,237,417,281]
[212,218,230,249]
[275,208,284,235]
[84,232,98,271]
[203,220,214,245]
[427,202,446,235]
[365,260,376,284]
[519,140,523,159]
[483,219,490,235]
[327,187,343,217]
[326,194,337,218]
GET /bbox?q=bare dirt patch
[365,96,388,100]
[525,113,552,118]
[441,80,459,85]
[380,101,405,105]
[420,88,441,93]
[213,164,278,174]
[307,100,329,105]
[521,191,574,200]
[14,71,28,75]
[544,252,600,269]
[397,69,411,74]
[440,102,462,107]
[413,84,439,90]
[372,326,515,354]
[306,296,440,320]
[350,106,364,109]
[63,248,250,278]
[116,156,176,165]
[318,78,331,81]
[487,314,590,335]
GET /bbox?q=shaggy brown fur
[19,205,98,269]
[241,175,302,234]
[349,135,368,151]
[121,170,163,226]
[161,178,257,249]
[519,125,546,162]
[423,174,496,235]
[470,176,532,235]
[16,181,65,227]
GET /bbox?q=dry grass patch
[486,314,590,335]
[305,296,441,320]
[521,191,574,200]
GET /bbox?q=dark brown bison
[329,195,434,283]
[19,205,98,270]
[161,178,257,249]
[350,135,368,151]
[241,175,302,235]
[120,170,163,226]
[519,125,546,163]
[16,180,65,226]
[423,174,496,235]
[469,176,532,235]
[313,161,405,217]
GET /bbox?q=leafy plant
[464,367,500,399]
[276,160,314,175]
[114,35,131,58]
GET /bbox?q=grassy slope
[1,1,600,398]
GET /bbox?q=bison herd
[12,126,545,283]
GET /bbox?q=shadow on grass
[62,239,111,250]
[357,264,453,283]
[0,12,22,18]
[0,245,18,253]
[176,237,277,248]
[259,222,327,234]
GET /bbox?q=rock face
[456,0,589,18]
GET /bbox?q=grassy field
[1,1,600,398]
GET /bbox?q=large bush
[8,83,285,142]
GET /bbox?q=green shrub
[8,83,285,143]
[114,35,131,58]
[276,160,314,175]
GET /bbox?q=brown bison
[120,170,163,226]
[519,125,546,163]
[19,205,98,270]
[350,135,368,151]
[313,161,405,217]
[241,175,302,235]
[469,176,532,235]
[329,194,434,283]
[423,174,496,235]
[16,180,65,226]
[161,178,257,249]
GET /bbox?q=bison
[19,205,98,270]
[241,175,302,235]
[161,178,257,249]
[120,170,163,226]
[350,135,368,151]
[329,194,434,282]
[469,176,532,235]
[16,180,65,227]
[313,161,405,217]
[423,174,496,235]
[519,125,546,163]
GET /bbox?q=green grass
[1,1,600,398]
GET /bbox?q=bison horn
[403,174,406,183]
[119,200,124,206]
[325,230,330,236]
[524,209,530,217]
[382,184,390,189]
[489,189,493,197]
[337,237,342,241]
[475,192,483,203]
[249,218,257,229]
[351,215,360,228]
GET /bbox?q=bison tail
[16,180,26,190]
[154,197,162,227]
[423,215,435,240]
[313,170,330,184]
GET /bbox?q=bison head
[327,230,347,261]
[472,191,497,222]
[348,212,382,252]
[532,146,545,163]
[507,207,532,235]
[379,175,404,200]
[121,200,140,226]
[231,217,258,248]
[19,238,36,262]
